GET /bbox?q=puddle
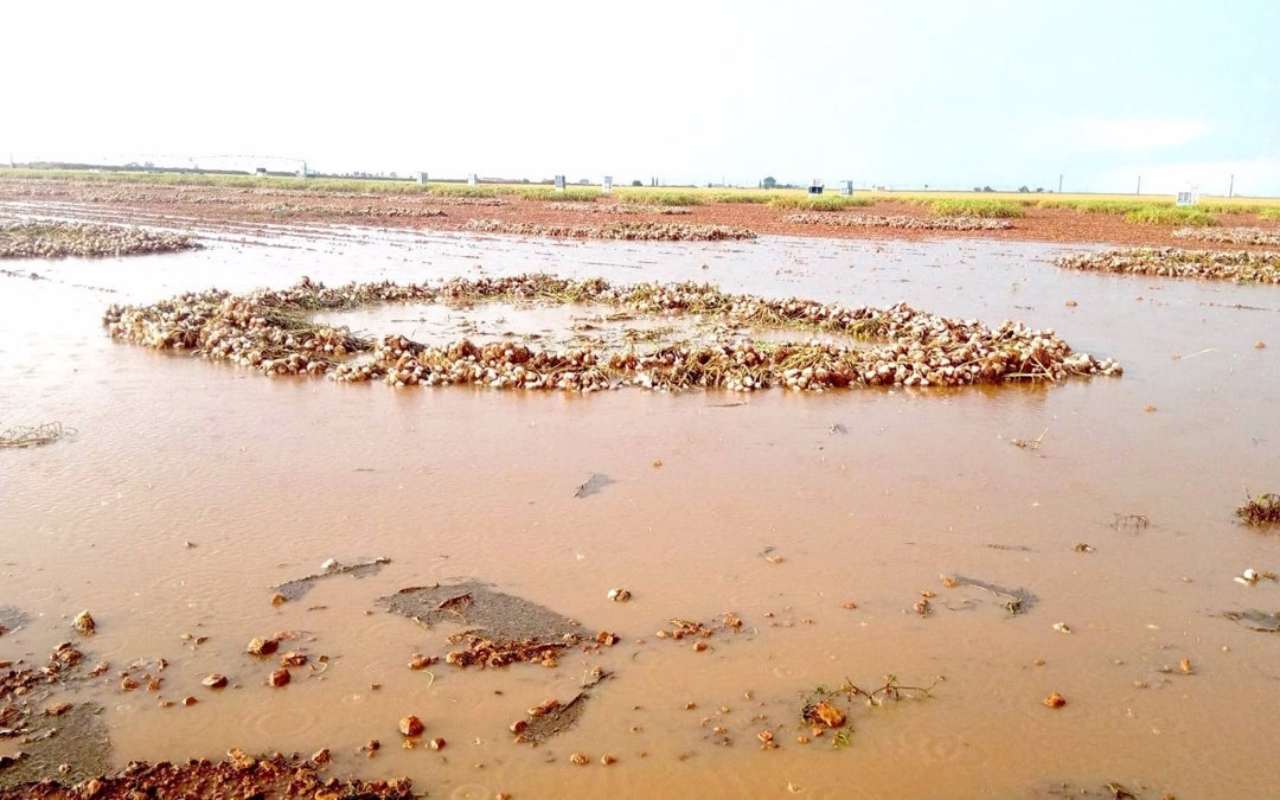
[1,217,1279,798]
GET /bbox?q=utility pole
[1136,176,1141,196]
[1057,174,1063,193]
[1228,174,1234,198]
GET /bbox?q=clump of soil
[513,666,611,745]
[784,213,1013,231]
[378,581,588,668]
[1173,226,1280,246]
[0,222,198,259]
[1055,248,1280,284]
[1237,493,1280,525]
[464,219,756,241]
[103,274,1122,393]
[272,556,391,601]
[0,750,415,799]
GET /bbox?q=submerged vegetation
[103,273,1121,394]
[1237,493,1280,526]
[0,222,198,259]
[1055,248,1280,284]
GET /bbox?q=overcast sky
[4,1,1278,194]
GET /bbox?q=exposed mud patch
[516,668,611,745]
[1222,609,1280,633]
[272,556,391,602]
[0,608,28,636]
[378,581,587,646]
[0,750,415,799]
[0,703,110,790]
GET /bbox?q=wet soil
[379,581,587,645]
[1,216,1278,798]
[3,177,1280,249]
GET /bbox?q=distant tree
[1035,187,1044,193]
[762,176,777,189]
[973,186,983,192]
[631,180,643,187]
[983,185,994,192]
[1018,185,1030,193]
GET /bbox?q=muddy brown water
[1,209,1279,798]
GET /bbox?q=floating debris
[0,222,198,260]
[1237,493,1280,525]
[1056,248,1280,284]
[464,219,756,241]
[0,422,74,450]
[784,213,1013,231]
[104,274,1121,394]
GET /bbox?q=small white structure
[468,173,478,186]
[554,175,566,191]
[842,180,854,196]
[1176,188,1199,206]
[808,179,824,195]
[297,162,308,178]
[602,176,613,194]
[417,171,428,185]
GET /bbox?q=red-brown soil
[2,178,1277,248]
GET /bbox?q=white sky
[4,1,1278,194]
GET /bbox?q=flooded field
[2,213,1279,798]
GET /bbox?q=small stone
[1255,340,1266,349]
[1043,691,1067,709]
[607,588,632,603]
[181,696,198,707]
[1052,622,1072,634]
[569,752,589,765]
[311,748,331,765]
[399,715,425,737]
[120,677,140,691]
[72,610,96,636]
[1179,658,1193,675]
[527,699,560,717]
[408,654,436,670]
[267,668,291,687]
[247,637,279,656]
[201,674,228,689]
[600,753,616,765]
[692,641,708,653]
[509,719,528,734]
[270,593,287,607]
[428,737,446,751]
[45,702,72,717]
[279,651,308,668]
